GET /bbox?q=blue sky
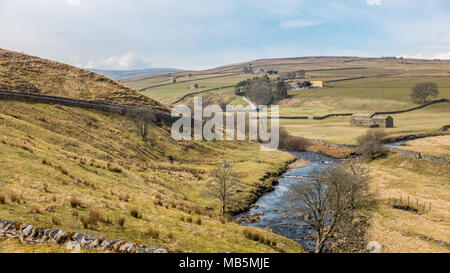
[1,0,449,70]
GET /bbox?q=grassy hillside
[366,153,450,252]
[0,100,303,253]
[0,49,169,112]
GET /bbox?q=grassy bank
[0,100,303,253]
[365,153,450,253]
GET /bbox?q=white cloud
[280,19,322,29]
[84,52,152,70]
[400,51,450,60]
[66,0,81,6]
[366,0,381,6]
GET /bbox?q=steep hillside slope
[0,49,169,112]
[0,50,303,252]
[0,100,302,253]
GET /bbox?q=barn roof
[372,115,392,120]
[351,112,375,118]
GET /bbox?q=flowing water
[239,151,339,252]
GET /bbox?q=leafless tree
[410,82,439,104]
[204,162,239,216]
[133,112,153,141]
[287,161,371,253]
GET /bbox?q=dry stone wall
[385,146,450,166]
[0,219,183,253]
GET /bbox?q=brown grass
[144,228,160,239]
[69,197,81,208]
[0,49,169,112]
[366,154,450,252]
[130,208,141,218]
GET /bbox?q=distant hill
[87,68,186,81]
[0,49,169,112]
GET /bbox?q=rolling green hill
[125,56,450,144]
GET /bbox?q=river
[238,151,340,252]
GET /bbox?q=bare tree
[133,112,153,141]
[287,161,371,253]
[356,129,387,161]
[410,82,439,104]
[204,162,239,216]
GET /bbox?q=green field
[124,58,450,144]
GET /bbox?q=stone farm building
[350,113,394,128]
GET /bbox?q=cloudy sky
[1,0,449,70]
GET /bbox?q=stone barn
[350,113,375,127]
[350,113,394,128]
[372,115,394,128]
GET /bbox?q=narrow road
[242,96,257,110]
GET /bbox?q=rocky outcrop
[0,219,184,253]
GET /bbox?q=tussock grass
[366,154,450,252]
[0,99,302,253]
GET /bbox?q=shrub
[130,208,141,218]
[144,228,160,239]
[153,198,162,206]
[167,232,174,240]
[117,217,126,227]
[69,197,81,208]
[80,216,90,228]
[186,216,193,223]
[0,195,5,204]
[88,209,102,223]
[356,129,387,160]
[243,229,271,245]
[195,217,202,225]
[81,209,102,228]
[72,210,79,218]
[279,127,311,151]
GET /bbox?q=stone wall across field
[0,219,183,253]
[385,146,450,166]
[312,99,449,120]
[0,90,178,125]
